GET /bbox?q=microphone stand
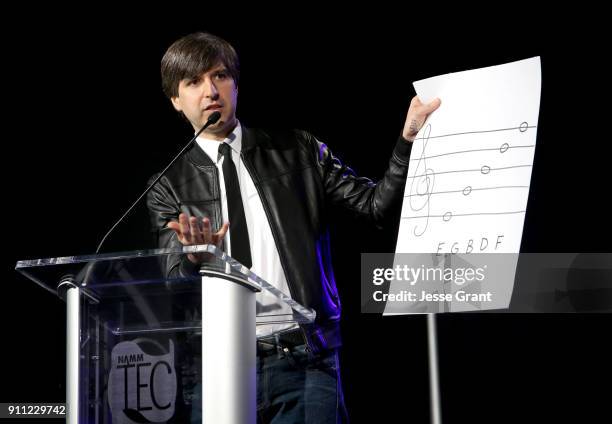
[95,111,222,254]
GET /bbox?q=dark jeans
[257,344,348,423]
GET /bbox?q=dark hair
[161,32,240,99]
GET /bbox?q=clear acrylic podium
[15,244,315,424]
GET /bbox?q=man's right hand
[166,213,230,264]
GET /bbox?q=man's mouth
[205,104,223,111]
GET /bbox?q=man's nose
[202,77,219,99]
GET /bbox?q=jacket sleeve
[146,173,201,278]
[309,133,413,229]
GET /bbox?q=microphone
[95,111,222,254]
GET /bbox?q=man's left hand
[402,96,441,142]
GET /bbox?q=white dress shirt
[196,123,298,337]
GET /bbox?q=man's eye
[215,72,228,80]
[187,77,200,86]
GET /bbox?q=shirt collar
[195,121,242,163]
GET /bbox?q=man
[147,32,440,423]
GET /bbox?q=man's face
[171,63,238,140]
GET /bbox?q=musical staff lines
[406,121,536,237]
[402,210,526,220]
[407,164,532,179]
[404,185,529,198]
[409,144,535,161]
[411,122,536,142]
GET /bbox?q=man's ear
[170,96,182,112]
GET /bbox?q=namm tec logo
[108,339,177,423]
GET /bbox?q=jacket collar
[185,124,262,168]
[241,125,258,152]
[185,139,215,168]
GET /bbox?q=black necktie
[218,142,252,268]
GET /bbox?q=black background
[2,6,610,423]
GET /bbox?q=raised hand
[402,96,441,142]
[166,213,229,263]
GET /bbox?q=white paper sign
[396,57,541,254]
[384,58,541,314]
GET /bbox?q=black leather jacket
[146,126,413,353]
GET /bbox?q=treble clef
[409,123,435,237]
